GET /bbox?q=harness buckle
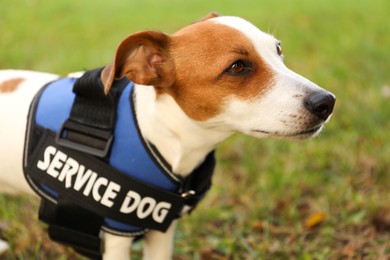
[179,190,197,216]
[181,190,196,198]
[56,119,113,158]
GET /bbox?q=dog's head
[102,13,335,141]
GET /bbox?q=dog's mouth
[252,125,323,139]
[292,126,323,136]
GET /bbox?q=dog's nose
[304,91,336,120]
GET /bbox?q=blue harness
[23,68,215,258]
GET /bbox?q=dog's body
[0,14,335,259]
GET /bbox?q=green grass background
[1,0,389,259]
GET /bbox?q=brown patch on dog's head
[102,14,274,121]
[0,78,25,93]
[167,21,274,121]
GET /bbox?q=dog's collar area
[130,87,216,201]
[144,138,217,215]
[23,68,216,258]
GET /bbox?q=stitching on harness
[144,140,182,183]
[101,226,148,237]
[25,175,57,204]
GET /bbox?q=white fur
[0,16,333,259]
[134,85,231,176]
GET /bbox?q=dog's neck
[133,85,232,177]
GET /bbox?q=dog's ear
[101,31,174,94]
[195,12,221,23]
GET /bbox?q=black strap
[28,70,127,258]
[56,68,128,158]
[181,151,216,208]
[30,130,185,232]
[39,199,103,259]
[31,130,215,258]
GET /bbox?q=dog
[0,13,335,259]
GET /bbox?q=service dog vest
[23,68,215,257]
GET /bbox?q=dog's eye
[276,41,283,57]
[225,60,251,75]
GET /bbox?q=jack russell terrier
[0,13,335,259]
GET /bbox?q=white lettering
[119,190,172,223]
[58,157,79,188]
[46,150,67,178]
[83,172,98,197]
[58,158,77,182]
[101,182,121,208]
[92,177,108,201]
[37,146,57,171]
[74,167,92,191]
[137,197,156,219]
[31,146,187,212]
[120,191,141,214]
[153,202,172,223]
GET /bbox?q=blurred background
[0,0,389,259]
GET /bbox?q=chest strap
[56,67,123,158]
[24,68,216,259]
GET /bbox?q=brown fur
[0,78,25,93]
[168,21,274,121]
[101,16,274,121]
[101,31,174,94]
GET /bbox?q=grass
[1,0,389,259]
